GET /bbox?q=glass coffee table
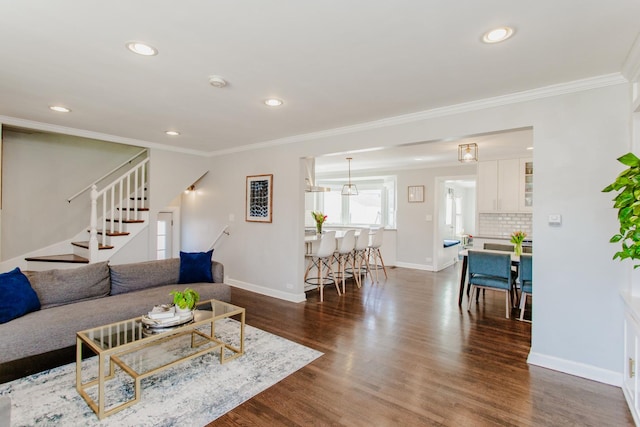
[76,299,245,419]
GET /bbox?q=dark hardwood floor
[209,265,633,426]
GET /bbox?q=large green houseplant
[602,152,640,267]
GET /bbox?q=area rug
[0,319,322,426]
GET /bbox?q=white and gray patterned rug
[0,319,322,426]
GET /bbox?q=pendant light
[458,143,478,163]
[341,157,358,196]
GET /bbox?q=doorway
[433,176,476,271]
[157,211,173,260]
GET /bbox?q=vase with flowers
[510,230,527,256]
[312,211,327,234]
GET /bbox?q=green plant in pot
[602,152,640,267]
[170,288,200,314]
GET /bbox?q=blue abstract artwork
[246,174,272,222]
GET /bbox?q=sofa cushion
[24,262,110,309]
[0,267,41,324]
[179,250,214,284]
[110,258,181,295]
[0,281,231,364]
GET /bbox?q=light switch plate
[548,214,562,225]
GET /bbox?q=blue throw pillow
[0,267,41,324]
[178,250,214,284]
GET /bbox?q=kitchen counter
[472,235,533,248]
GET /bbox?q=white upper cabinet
[477,158,530,213]
[520,158,533,212]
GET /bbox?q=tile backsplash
[478,213,532,238]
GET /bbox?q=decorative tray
[141,311,194,329]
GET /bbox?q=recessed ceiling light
[482,27,514,43]
[526,146,534,150]
[125,41,158,56]
[49,105,71,113]
[208,75,227,88]
[264,98,283,107]
[165,130,180,136]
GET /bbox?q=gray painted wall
[1,130,141,260]
[180,82,630,386]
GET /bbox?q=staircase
[25,154,149,270]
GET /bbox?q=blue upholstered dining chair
[467,250,516,318]
[518,254,533,322]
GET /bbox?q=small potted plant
[312,211,327,234]
[170,288,200,315]
[510,230,527,256]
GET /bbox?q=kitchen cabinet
[477,158,532,213]
[477,159,520,212]
[520,158,533,212]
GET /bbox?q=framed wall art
[246,174,273,222]
[408,185,424,203]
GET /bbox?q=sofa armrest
[212,261,224,283]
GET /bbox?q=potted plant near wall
[602,152,640,267]
[170,288,200,315]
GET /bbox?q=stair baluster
[88,158,149,262]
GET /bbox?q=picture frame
[246,174,273,222]
[408,185,424,203]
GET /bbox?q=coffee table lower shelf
[76,300,245,419]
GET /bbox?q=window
[309,176,396,228]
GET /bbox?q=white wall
[1,130,142,260]
[145,149,210,261]
[395,165,476,270]
[181,82,631,384]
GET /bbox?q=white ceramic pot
[175,306,192,316]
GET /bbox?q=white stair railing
[208,225,230,251]
[88,158,149,262]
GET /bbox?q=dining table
[457,248,522,306]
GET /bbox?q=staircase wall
[1,129,142,261]
[144,149,209,260]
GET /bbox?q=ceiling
[0,1,638,158]
[314,127,533,173]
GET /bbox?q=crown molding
[0,115,209,156]
[622,32,640,82]
[208,73,627,157]
[1,72,628,160]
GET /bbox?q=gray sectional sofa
[0,258,229,366]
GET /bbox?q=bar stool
[332,229,357,293]
[367,228,388,282]
[350,228,370,287]
[304,231,340,302]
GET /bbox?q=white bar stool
[332,229,357,293]
[367,228,388,282]
[304,231,340,302]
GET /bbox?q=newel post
[89,185,99,263]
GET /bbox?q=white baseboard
[225,277,307,303]
[527,351,622,387]
[394,262,434,271]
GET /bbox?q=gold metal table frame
[76,299,245,419]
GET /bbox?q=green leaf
[619,153,640,167]
[610,234,623,243]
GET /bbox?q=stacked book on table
[147,304,180,323]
